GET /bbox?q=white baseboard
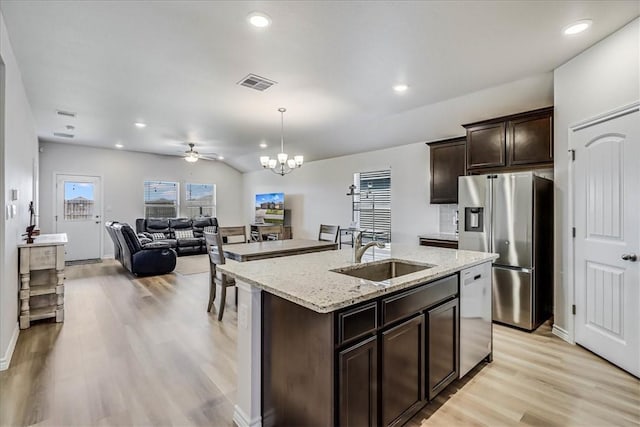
[233,405,262,427]
[101,254,115,260]
[552,324,572,343]
[0,323,19,371]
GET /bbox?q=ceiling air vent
[237,74,277,91]
[53,132,74,138]
[56,110,76,118]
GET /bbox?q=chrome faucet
[353,231,386,263]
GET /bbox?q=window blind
[143,180,179,218]
[355,169,391,242]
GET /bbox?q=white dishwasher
[459,262,492,378]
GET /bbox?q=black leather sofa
[106,222,177,276]
[135,217,218,256]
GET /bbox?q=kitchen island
[218,245,497,427]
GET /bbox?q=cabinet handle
[474,274,482,280]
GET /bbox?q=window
[144,181,178,218]
[185,183,216,218]
[64,181,95,220]
[354,169,391,242]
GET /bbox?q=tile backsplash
[439,204,458,234]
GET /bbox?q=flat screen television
[255,192,285,225]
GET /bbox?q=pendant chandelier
[260,107,303,175]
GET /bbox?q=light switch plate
[11,204,17,218]
[11,189,19,201]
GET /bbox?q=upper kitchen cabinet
[463,107,554,172]
[465,122,506,170]
[427,137,466,204]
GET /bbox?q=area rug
[174,254,209,275]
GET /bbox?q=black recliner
[105,221,123,263]
[112,223,177,276]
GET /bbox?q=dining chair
[218,225,247,244]
[257,224,283,241]
[204,231,236,321]
[318,224,340,243]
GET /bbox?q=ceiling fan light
[185,151,199,162]
[260,156,270,167]
[294,155,304,166]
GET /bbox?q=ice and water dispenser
[464,207,484,232]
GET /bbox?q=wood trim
[425,136,466,146]
[462,106,554,128]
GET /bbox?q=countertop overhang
[218,244,497,313]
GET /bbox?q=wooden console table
[18,233,67,329]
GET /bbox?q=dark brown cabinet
[465,122,506,170]
[427,298,459,400]
[338,336,378,427]
[464,107,553,172]
[508,112,553,165]
[427,137,466,204]
[419,237,458,249]
[264,274,462,427]
[381,315,425,427]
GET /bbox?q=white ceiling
[1,1,638,172]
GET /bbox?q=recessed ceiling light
[218,156,225,160]
[393,84,409,93]
[115,143,124,149]
[134,122,146,128]
[260,142,268,148]
[563,19,592,36]
[248,12,271,28]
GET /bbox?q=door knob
[621,253,638,262]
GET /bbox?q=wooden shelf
[19,234,66,329]
[29,284,59,297]
[29,306,57,321]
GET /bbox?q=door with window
[55,175,102,261]
[572,105,639,377]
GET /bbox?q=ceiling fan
[182,143,221,163]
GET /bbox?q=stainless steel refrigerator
[458,172,553,331]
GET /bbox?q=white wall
[553,18,639,339]
[39,142,244,257]
[0,12,39,369]
[243,141,440,243]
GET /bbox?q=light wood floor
[1,259,638,427]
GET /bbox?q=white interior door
[55,174,102,261]
[572,105,639,377]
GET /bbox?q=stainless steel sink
[332,259,433,282]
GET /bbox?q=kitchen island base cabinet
[381,315,425,427]
[338,336,378,427]
[427,298,460,400]
[262,293,335,427]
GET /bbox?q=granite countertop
[418,233,459,242]
[218,244,496,313]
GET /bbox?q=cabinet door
[429,140,466,204]
[338,336,378,427]
[427,298,459,400]
[508,112,553,165]
[466,122,506,170]
[381,315,425,427]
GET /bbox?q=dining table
[222,239,338,262]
